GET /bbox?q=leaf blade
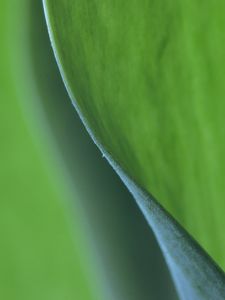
[43,0,225,298]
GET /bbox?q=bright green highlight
[44,0,225,270]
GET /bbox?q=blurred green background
[0,1,178,299]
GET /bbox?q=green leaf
[1,1,177,299]
[31,2,178,300]
[0,1,107,299]
[43,0,225,299]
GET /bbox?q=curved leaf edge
[43,1,225,299]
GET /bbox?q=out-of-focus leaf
[43,1,225,299]
[0,1,106,299]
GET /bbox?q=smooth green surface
[44,0,225,271]
[0,1,104,299]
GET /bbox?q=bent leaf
[43,0,225,298]
[31,2,177,299]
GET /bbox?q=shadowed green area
[0,1,105,299]
[44,0,225,270]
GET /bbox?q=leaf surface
[31,2,178,299]
[43,0,225,298]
